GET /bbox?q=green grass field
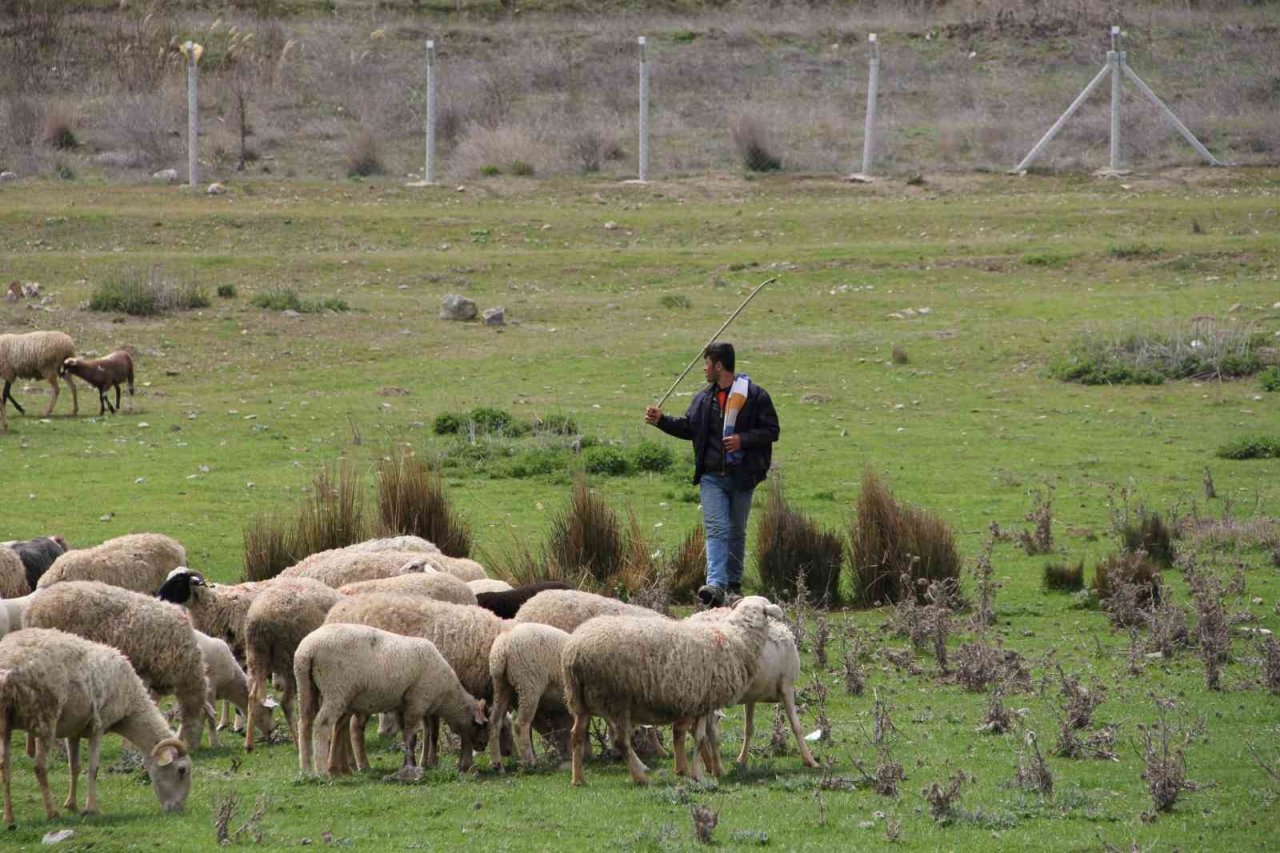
[1,169,1278,850]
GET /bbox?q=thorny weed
[809,677,832,744]
[971,527,999,629]
[1015,730,1054,798]
[1058,667,1105,730]
[1261,635,1280,695]
[841,628,866,697]
[813,614,832,669]
[689,803,717,845]
[1018,486,1055,556]
[922,771,972,823]
[977,688,1015,735]
[1186,565,1231,691]
[1137,699,1201,818]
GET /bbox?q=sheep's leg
[83,734,102,815]
[218,701,232,732]
[297,697,315,775]
[736,703,755,767]
[1,719,13,827]
[32,732,58,820]
[204,702,220,748]
[321,716,343,777]
[487,681,512,772]
[113,383,122,413]
[97,389,107,416]
[514,696,540,769]
[2,379,24,415]
[244,661,265,752]
[351,714,370,772]
[43,376,59,418]
[619,712,649,786]
[569,712,589,787]
[647,726,670,758]
[782,687,819,769]
[62,738,79,813]
[24,732,34,758]
[311,705,339,777]
[333,713,355,776]
[688,718,706,783]
[424,716,439,768]
[65,374,77,416]
[707,716,725,778]
[672,721,688,777]
[279,676,299,746]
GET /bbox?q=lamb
[0,331,78,432]
[467,578,513,594]
[562,595,783,785]
[294,623,489,777]
[24,581,208,750]
[155,568,267,662]
[324,593,504,767]
[0,628,192,825]
[512,588,668,633]
[6,536,68,592]
[279,549,434,588]
[193,631,273,748]
[60,350,135,415]
[339,572,477,606]
[38,533,187,594]
[242,577,341,751]
[686,607,817,771]
[487,623,572,770]
[475,580,571,620]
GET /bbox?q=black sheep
[475,580,571,620]
[7,535,68,591]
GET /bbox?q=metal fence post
[425,39,437,184]
[638,36,650,182]
[183,41,201,191]
[860,33,880,177]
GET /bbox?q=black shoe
[697,585,726,608]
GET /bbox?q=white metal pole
[1013,62,1111,172]
[425,39,437,184]
[1108,27,1122,171]
[185,42,199,191]
[638,36,650,182]
[861,33,880,176]
[1121,64,1223,166]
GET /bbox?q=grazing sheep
[468,578,513,595]
[687,608,817,771]
[279,549,433,588]
[155,568,267,662]
[38,533,187,595]
[339,572,477,607]
[0,599,8,641]
[422,554,488,582]
[487,623,572,770]
[563,595,782,785]
[0,331,78,432]
[294,623,489,776]
[475,580,571,620]
[60,351,135,415]
[193,631,273,748]
[324,594,504,767]
[0,550,26,599]
[24,581,208,750]
[6,536,68,592]
[242,578,340,752]
[0,628,192,825]
[0,592,37,635]
[512,588,668,633]
[347,536,440,555]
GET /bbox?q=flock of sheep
[0,330,135,432]
[0,531,813,828]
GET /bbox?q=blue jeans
[700,473,755,590]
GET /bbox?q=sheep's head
[156,568,205,604]
[59,356,81,378]
[397,558,431,575]
[145,738,192,812]
[731,595,783,625]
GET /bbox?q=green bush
[583,445,631,476]
[480,165,501,177]
[1052,321,1262,385]
[250,288,303,311]
[1109,244,1163,260]
[1257,365,1280,392]
[216,283,237,299]
[533,413,579,435]
[632,440,674,473]
[1217,436,1280,460]
[301,297,350,313]
[470,406,529,437]
[660,294,692,310]
[433,412,465,435]
[89,268,209,316]
[507,448,567,479]
[509,160,535,177]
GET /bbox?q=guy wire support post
[1013,25,1222,174]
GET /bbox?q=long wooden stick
[653,276,777,408]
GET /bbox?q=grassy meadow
[0,168,1278,849]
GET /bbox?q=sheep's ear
[764,604,784,620]
[152,739,187,766]
[474,699,488,726]
[262,697,279,709]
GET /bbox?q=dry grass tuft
[41,103,77,150]
[850,468,960,605]
[1094,551,1161,626]
[345,128,383,177]
[922,771,971,823]
[546,475,625,589]
[690,803,717,845]
[1043,559,1085,592]
[731,115,782,172]
[295,458,368,558]
[1186,565,1231,691]
[1018,487,1055,555]
[1261,636,1280,695]
[1139,700,1198,817]
[377,447,472,557]
[664,525,706,605]
[756,478,844,605]
[242,512,295,583]
[1117,506,1176,567]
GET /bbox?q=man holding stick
[644,342,780,607]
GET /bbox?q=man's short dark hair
[704,342,735,373]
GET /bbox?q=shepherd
[644,341,780,607]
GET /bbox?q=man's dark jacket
[655,381,780,487]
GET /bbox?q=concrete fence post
[638,36,650,182]
[860,33,880,176]
[1108,27,1122,171]
[425,39,437,184]
[182,41,202,191]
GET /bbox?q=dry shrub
[614,511,661,599]
[377,447,471,558]
[454,125,554,178]
[1117,507,1176,567]
[978,689,1013,734]
[756,478,844,605]
[1015,731,1054,797]
[664,525,706,605]
[922,771,971,823]
[813,614,832,668]
[842,629,865,696]
[1261,636,1280,695]
[1018,488,1055,555]
[2,97,41,149]
[242,512,294,583]
[953,638,1030,693]
[109,93,181,170]
[971,532,998,628]
[1147,596,1189,659]
[1043,559,1084,592]
[689,804,717,845]
[345,128,383,177]
[1186,567,1230,691]
[41,102,77,150]
[850,469,961,605]
[295,458,368,558]
[731,115,781,172]
[1093,551,1161,625]
[565,124,626,174]
[1057,667,1104,730]
[546,475,624,589]
[1139,701,1198,817]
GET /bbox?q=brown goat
[60,351,135,415]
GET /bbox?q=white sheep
[242,577,340,752]
[155,568,267,662]
[0,549,26,598]
[0,627,192,824]
[562,595,782,785]
[422,554,488,582]
[0,330,78,432]
[512,588,670,634]
[294,623,489,777]
[279,549,434,588]
[24,580,208,750]
[0,591,37,635]
[193,631,273,748]
[347,535,440,555]
[339,572,477,606]
[38,533,187,594]
[324,593,504,767]
[468,578,513,594]
[487,622,572,770]
[687,607,817,771]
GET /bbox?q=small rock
[152,168,178,183]
[603,221,619,230]
[165,369,180,377]
[440,294,477,321]
[482,306,505,326]
[134,477,145,484]
[282,309,300,317]
[207,182,227,195]
[42,829,76,845]
[99,513,113,522]
[0,171,17,182]
[137,422,150,428]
